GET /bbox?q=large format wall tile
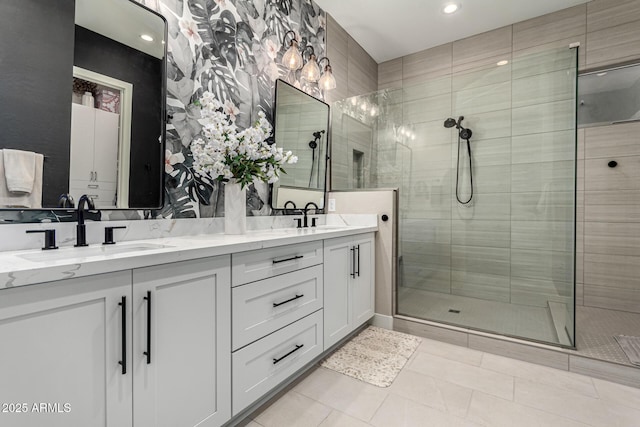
[587,0,640,32]
[402,43,452,82]
[585,190,640,222]
[511,161,575,193]
[451,220,510,248]
[402,75,452,103]
[584,284,640,313]
[452,62,511,92]
[511,191,575,222]
[453,193,511,221]
[586,19,640,68]
[451,245,511,277]
[378,58,402,86]
[460,109,511,140]
[451,271,510,302]
[512,69,575,108]
[584,253,640,290]
[512,131,575,164]
[452,26,512,72]
[512,100,575,135]
[584,122,640,159]
[513,4,586,51]
[584,222,640,256]
[511,248,573,283]
[403,93,452,124]
[511,277,573,308]
[453,82,511,116]
[511,220,574,252]
[585,156,640,191]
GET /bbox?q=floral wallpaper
[140,0,327,219]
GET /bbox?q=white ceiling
[314,0,590,63]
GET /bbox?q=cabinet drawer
[232,310,323,415]
[231,241,323,286]
[232,265,323,350]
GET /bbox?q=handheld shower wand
[444,116,474,204]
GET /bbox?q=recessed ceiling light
[596,72,607,77]
[443,3,459,14]
[140,34,154,42]
[496,60,509,66]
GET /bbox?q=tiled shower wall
[379,0,640,313]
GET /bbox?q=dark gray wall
[0,0,75,207]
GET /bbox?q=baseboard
[369,313,393,330]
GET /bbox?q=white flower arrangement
[190,91,297,189]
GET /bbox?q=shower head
[444,117,457,128]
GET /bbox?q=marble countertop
[0,223,377,289]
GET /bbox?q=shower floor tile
[576,306,640,366]
[397,287,559,344]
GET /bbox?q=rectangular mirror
[271,79,329,211]
[0,0,166,210]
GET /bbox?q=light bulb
[301,54,321,82]
[318,64,337,91]
[282,40,303,70]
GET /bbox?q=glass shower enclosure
[331,47,578,347]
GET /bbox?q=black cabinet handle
[143,291,151,365]
[356,244,361,277]
[350,246,356,278]
[273,255,303,264]
[273,344,304,364]
[26,229,58,250]
[273,294,304,307]
[118,296,127,375]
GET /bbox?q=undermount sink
[19,243,171,262]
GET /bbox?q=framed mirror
[271,79,329,211]
[0,0,166,210]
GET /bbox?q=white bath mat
[614,335,640,366]
[320,326,421,387]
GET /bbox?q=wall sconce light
[317,57,336,91]
[281,30,303,70]
[280,30,336,91]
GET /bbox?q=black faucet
[75,195,95,247]
[302,202,319,228]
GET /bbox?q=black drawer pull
[273,344,304,364]
[272,255,303,264]
[273,294,304,307]
[350,247,356,278]
[118,296,127,375]
[356,244,361,277]
[143,291,152,365]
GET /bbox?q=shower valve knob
[608,160,617,168]
[381,214,389,222]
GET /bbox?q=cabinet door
[0,272,133,427]
[323,236,353,350]
[352,235,375,327]
[69,103,96,182]
[132,256,231,427]
[93,109,120,185]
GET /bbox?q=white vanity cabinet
[0,271,133,427]
[132,256,231,427]
[0,256,231,427]
[323,233,375,350]
[230,241,325,416]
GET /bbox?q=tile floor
[246,336,640,427]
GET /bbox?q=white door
[352,235,375,327]
[323,236,353,349]
[0,272,133,427]
[132,257,231,427]
[69,103,96,183]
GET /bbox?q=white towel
[0,150,44,208]
[3,149,37,193]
